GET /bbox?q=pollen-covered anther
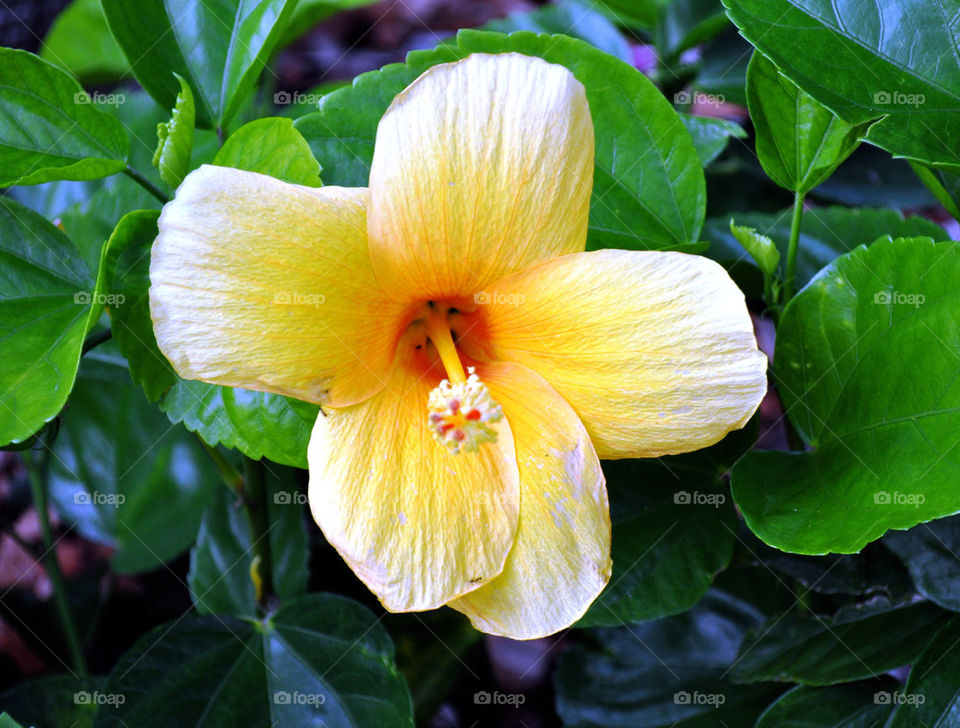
[427,367,504,454]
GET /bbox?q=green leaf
[729,220,780,276]
[105,211,320,467]
[910,162,960,222]
[0,675,104,728]
[213,117,322,186]
[694,27,750,105]
[680,113,746,167]
[188,466,308,616]
[295,29,706,251]
[815,146,937,209]
[746,51,867,195]
[0,48,128,186]
[732,600,949,685]
[885,516,960,612]
[47,344,218,573]
[577,425,755,627]
[96,593,414,727]
[703,207,946,298]
[41,0,128,83]
[0,715,26,728]
[0,198,103,446]
[152,73,195,188]
[557,589,782,727]
[723,0,960,171]
[755,683,895,727]
[593,0,661,28]
[732,237,960,554]
[656,0,728,60]
[888,617,960,727]
[101,0,298,130]
[483,0,632,64]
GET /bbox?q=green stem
[242,458,273,612]
[783,191,806,305]
[24,447,87,676]
[198,437,244,493]
[81,328,112,355]
[123,166,169,204]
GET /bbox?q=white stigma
[427,367,503,454]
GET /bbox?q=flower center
[421,302,502,454]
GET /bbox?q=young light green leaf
[732,237,960,554]
[724,0,960,171]
[729,219,780,276]
[101,0,298,130]
[213,117,322,186]
[0,199,105,446]
[295,29,706,252]
[747,51,868,194]
[0,48,128,186]
[152,73,195,188]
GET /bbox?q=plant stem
[81,328,112,355]
[783,191,805,305]
[198,437,244,493]
[24,447,87,676]
[123,166,169,204]
[242,458,273,612]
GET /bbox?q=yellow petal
[470,250,768,458]
[307,336,520,612]
[367,52,594,300]
[449,362,610,639]
[150,165,410,407]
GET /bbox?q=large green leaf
[483,0,632,63]
[746,51,867,195]
[703,206,946,293]
[0,199,104,446]
[95,593,414,727]
[100,0,297,130]
[0,48,128,186]
[722,0,960,171]
[105,211,319,467]
[295,29,706,251]
[213,117,322,185]
[755,683,895,727]
[557,589,781,727]
[885,516,960,612]
[888,617,960,727]
[732,600,949,685]
[0,675,104,728]
[188,465,308,616]
[732,237,960,553]
[41,0,128,83]
[47,345,218,573]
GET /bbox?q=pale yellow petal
[150,165,411,407]
[449,362,610,639]
[307,337,520,612]
[367,52,594,300]
[466,250,767,458]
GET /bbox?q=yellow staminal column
[424,306,503,454]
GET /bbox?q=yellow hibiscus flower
[149,53,767,639]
